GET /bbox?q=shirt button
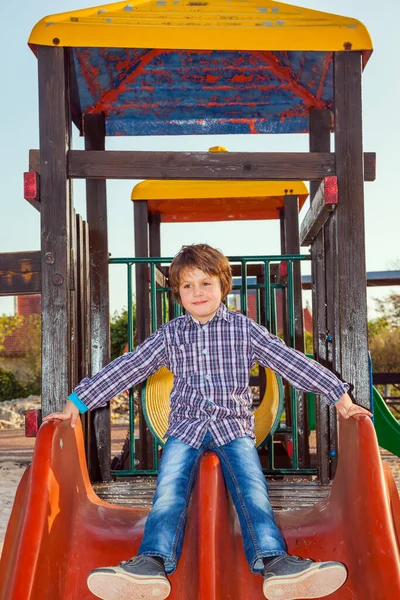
[202,349,207,355]
[205,374,211,381]
[207,402,213,411]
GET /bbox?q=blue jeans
[138,432,286,574]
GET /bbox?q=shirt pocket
[168,342,197,379]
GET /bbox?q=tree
[110,305,137,361]
[374,293,400,327]
[0,314,23,353]
[369,291,400,374]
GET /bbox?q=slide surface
[373,385,400,458]
[0,416,399,599]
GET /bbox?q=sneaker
[262,554,347,600]
[87,556,171,600]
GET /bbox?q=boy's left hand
[334,393,373,420]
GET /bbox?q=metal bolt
[52,273,64,286]
[44,252,55,265]
[53,38,60,45]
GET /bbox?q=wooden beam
[283,195,309,468]
[334,51,370,409]
[0,252,41,296]
[149,213,163,330]
[29,150,376,182]
[309,109,333,483]
[134,201,152,469]
[84,113,111,483]
[300,177,338,246]
[38,46,72,415]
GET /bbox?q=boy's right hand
[43,400,80,428]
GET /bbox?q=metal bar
[287,261,295,348]
[109,254,311,264]
[265,261,271,331]
[150,263,157,333]
[127,264,135,473]
[262,468,317,475]
[240,261,248,315]
[291,387,299,470]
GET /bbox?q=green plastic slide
[373,386,400,458]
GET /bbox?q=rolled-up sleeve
[69,327,167,412]
[250,321,349,406]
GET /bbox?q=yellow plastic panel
[131,179,309,201]
[29,0,372,52]
[144,366,282,447]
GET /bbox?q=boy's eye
[203,282,211,286]
[183,284,191,289]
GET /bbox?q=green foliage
[18,314,41,393]
[368,316,390,339]
[369,327,400,373]
[369,291,400,374]
[110,306,136,361]
[374,293,400,327]
[304,331,313,355]
[0,367,24,401]
[0,315,23,353]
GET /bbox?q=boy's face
[179,268,222,324]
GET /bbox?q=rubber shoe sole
[87,567,171,600]
[263,562,347,600]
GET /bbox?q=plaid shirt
[70,303,349,448]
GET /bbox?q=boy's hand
[334,393,373,420]
[43,400,80,428]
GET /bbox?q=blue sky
[0,0,398,317]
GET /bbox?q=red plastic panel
[0,417,399,599]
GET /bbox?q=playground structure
[0,1,400,598]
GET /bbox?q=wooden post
[334,52,370,409]
[279,209,292,429]
[134,201,152,468]
[38,46,71,415]
[309,109,334,482]
[149,212,163,329]
[283,195,309,468]
[84,113,111,482]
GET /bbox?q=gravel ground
[0,461,27,557]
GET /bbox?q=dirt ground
[0,429,399,558]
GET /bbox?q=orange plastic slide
[0,416,399,599]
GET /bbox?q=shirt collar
[184,302,231,327]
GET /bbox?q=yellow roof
[29,0,372,52]
[131,179,309,222]
[131,180,308,201]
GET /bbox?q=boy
[44,244,372,600]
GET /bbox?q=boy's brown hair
[169,244,232,304]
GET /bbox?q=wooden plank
[309,109,332,484]
[70,207,78,391]
[29,149,376,182]
[299,177,338,246]
[334,52,370,409]
[93,478,330,511]
[149,213,163,329]
[134,201,153,470]
[324,214,339,478]
[0,251,41,296]
[38,46,71,415]
[283,195,309,469]
[84,113,112,483]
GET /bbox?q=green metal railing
[109,254,315,477]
